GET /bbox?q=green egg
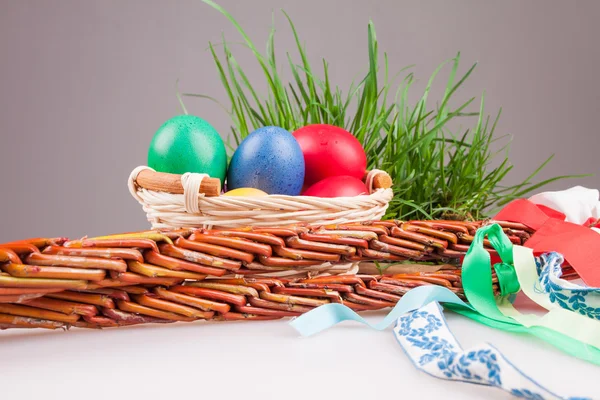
[147,115,227,182]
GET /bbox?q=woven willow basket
[128,166,394,230]
[0,219,545,330]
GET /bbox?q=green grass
[181,0,587,220]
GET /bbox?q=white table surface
[1,298,599,400]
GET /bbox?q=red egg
[292,124,367,187]
[302,175,369,198]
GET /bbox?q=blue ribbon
[289,285,475,336]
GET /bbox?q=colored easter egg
[302,175,369,198]
[223,188,268,197]
[227,126,305,195]
[148,115,227,182]
[292,124,367,187]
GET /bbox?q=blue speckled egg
[227,126,305,195]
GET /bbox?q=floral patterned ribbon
[535,252,600,320]
[289,224,600,398]
[394,301,589,400]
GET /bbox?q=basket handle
[134,169,221,197]
[365,169,392,193]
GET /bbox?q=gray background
[1,0,598,242]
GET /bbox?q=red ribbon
[495,199,600,286]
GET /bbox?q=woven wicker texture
[0,220,545,330]
[128,166,394,229]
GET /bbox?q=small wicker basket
[128,166,394,230]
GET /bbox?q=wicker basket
[0,219,549,330]
[128,166,394,230]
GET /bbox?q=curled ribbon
[289,190,600,398]
[290,224,600,365]
[455,224,600,363]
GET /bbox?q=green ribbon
[494,262,520,296]
[456,223,600,365]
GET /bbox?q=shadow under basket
[128,166,394,229]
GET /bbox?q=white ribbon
[528,186,600,226]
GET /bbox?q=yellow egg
[223,188,269,197]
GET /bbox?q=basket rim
[130,166,393,198]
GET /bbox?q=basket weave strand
[0,219,554,330]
